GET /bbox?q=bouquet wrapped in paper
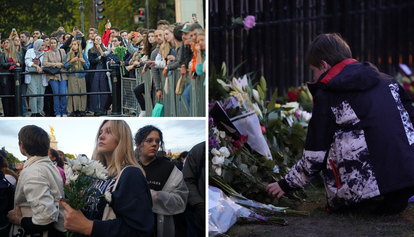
[113,46,127,74]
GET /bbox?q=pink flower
[261,126,266,133]
[243,15,256,30]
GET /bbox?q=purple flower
[209,118,214,127]
[209,137,219,148]
[243,15,256,30]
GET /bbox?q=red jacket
[102,29,110,47]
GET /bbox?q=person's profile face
[13,37,20,46]
[112,38,120,47]
[154,30,164,45]
[309,64,325,82]
[197,35,205,50]
[98,121,118,158]
[65,34,71,42]
[190,30,197,43]
[20,34,27,44]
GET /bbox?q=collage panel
[208,0,414,236]
[0,118,206,236]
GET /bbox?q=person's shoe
[30,113,36,117]
[56,115,61,117]
[95,109,107,116]
[139,111,146,117]
[62,114,68,117]
[24,114,30,117]
[36,113,42,117]
[80,111,86,117]
[69,112,75,117]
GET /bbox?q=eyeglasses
[144,139,160,144]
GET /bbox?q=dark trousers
[44,84,54,116]
[0,76,15,116]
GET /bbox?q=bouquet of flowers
[64,155,108,237]
[113,46,127,74]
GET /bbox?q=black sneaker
[80,111,86,117]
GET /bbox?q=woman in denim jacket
[64,40,90,117]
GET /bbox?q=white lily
[217,79,230,92]
[219,147,230,158]
[252,103,263,118]
[232,75,248,90]
[212,155,225,166]
[252,89,261,104]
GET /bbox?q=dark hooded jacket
[278,59,414,210]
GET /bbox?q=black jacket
[279,59,414,210]
[183,142,205,206]
[0,51,23,85]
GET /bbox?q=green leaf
[267,90,278,111]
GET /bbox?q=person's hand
[36,66,43,74]
[126,65,134,71]
[180,66,188,77]
[105,22,111,30]
[150,189,158,200]
[266,182,285,199]
[163,68,169,78]
[195,44,201,52]
[71,57,78,63]
[78,58,86,63]
[7,204,22,226]
[133,61,140,66]
[76,30,83,37]
[56,63,63,68]
[191,72,197,79]
[110,59,115,65]
[148,61,155,68]
[156,90,163,99]
[142,64,147,74]
[120,61,124,66]
[167,55,175,61]
[61,200,93,236]
[15,63,20,67]
[71,28,77,37]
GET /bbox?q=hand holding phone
[74,26,78,31]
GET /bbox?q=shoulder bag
[43,50,63,75]
[175,75,185,95]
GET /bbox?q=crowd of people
[0,122,205,236]
[0,17,206,117]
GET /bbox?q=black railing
[0,64,122,117]
[209,0,414,98]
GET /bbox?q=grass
[218,185,414,237]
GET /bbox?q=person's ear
[321,60,331,71]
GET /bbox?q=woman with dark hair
[61,120,154,236]
[11,35,29,116]
[0,154,19,186]
[0,38,23,116]
[135,125,188,237]
[43,37,68,117]
[48,148,66,184]
[88,35,109,116]
[130,29,157,117]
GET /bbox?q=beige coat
[43,49,68,82]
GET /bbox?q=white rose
[211,148,220,156]
[212,155,225,166]
[219,131,226,139]
[215,167,222,176]
[219,147,230,158]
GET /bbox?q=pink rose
[261,126,266,133]
[243,15,256,30]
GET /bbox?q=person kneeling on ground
[267,33,414,215]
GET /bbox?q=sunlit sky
[0,118,206,161]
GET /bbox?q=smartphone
[12,28,16,32]
[192,14,198,23]
[107,19,110,23]
[74,26,78,31]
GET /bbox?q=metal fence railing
[1,65,206,117]
[121,68,206,117]
[209,0,414,98]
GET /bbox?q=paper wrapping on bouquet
[230,110,272,160]
[208,186,241,236]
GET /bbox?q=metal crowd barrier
[0,65,122,117]
[120,67,205,117]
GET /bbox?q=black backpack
[0,170,15,235]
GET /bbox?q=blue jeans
[90,65,108,113]
[182,83,191,113]
[21,82,28,116]
[49,79,68,116]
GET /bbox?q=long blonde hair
[66,40,84,71]
[160,25,176,59]
[4,38,20,63]
[11,35,23,56]
[92,120,144,179]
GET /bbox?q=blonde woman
[155,25,177,69]
[11,35,30,116]
[61,120,154,236]
[1,38,23,116]
[43,37,68,117]
[63,40,89,117]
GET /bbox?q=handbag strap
[111,166,134,193]
[58,49,62,62]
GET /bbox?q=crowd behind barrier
[121,68,205,117]
[0,65,205,117]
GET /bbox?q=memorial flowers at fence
[63,155,108,237]
[209,62,312,205]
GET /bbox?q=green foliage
[5,151,22,165]
[0,0,177,38]
[66,153,76,160]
